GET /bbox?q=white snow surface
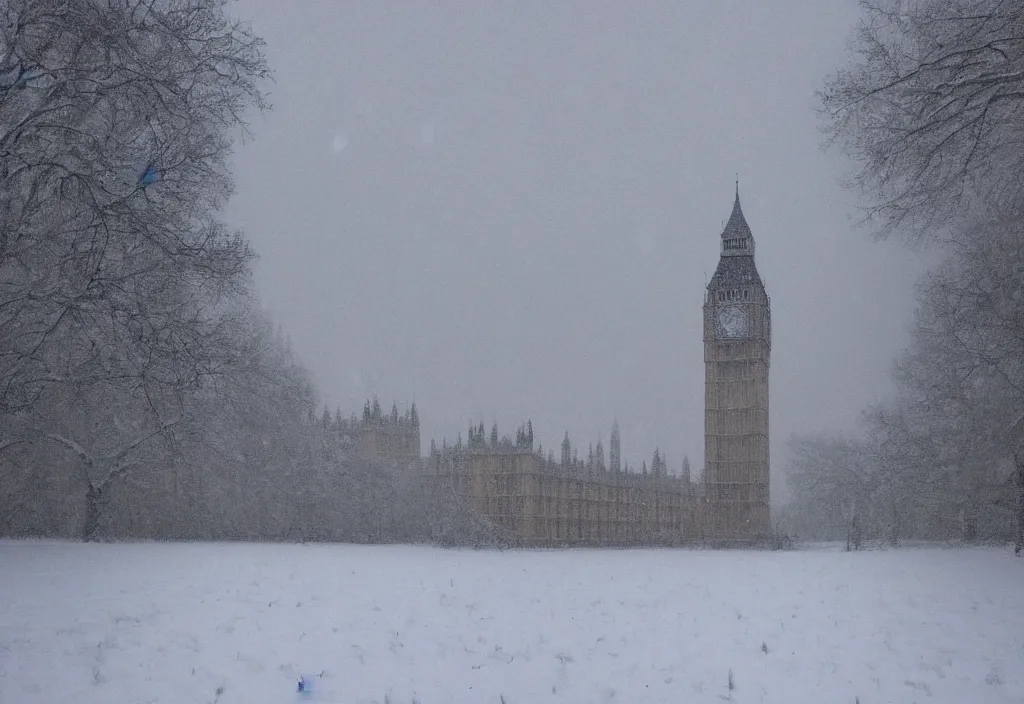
[1,541,1022,703]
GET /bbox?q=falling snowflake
[331,132,349,154]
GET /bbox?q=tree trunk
[83,485,102,542]
[889,503,901,548]
[1015,452,1023,556]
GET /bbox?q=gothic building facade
[426,424,699,546]
[332,397,421,467]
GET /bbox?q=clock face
[716,304,748,339]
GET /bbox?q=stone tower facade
[703,189,771,540]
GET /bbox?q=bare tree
[786,208,1023,545]
[0,0,268,409]
[817,0,1024,551]
[786,431,889,544]
[820,0,1024,242]
[0,0,270,537]
[892,209,1024,542]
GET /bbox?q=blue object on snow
[297,676,305,692]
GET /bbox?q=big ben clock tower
[703,187,771,541]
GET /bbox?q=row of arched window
[717,289,749,302]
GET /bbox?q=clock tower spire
[702,187,771,542]
[720,187,755,257]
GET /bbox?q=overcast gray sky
[224,0,925,494]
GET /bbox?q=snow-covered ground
[1,541,1021,703]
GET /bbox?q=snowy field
[1,542,1022,704]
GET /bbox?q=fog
[4,2,1023,699]
[224,0,925,493]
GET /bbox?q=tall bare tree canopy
[0,0,269,416]
[0,0,273,538]
[796,0,1024,547]
[821,0,1024,242]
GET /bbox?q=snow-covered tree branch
[820,0,1024,242]
[0,0,269,414]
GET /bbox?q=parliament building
[359,191,772,545]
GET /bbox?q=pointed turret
[609,421,621,473]
[708,186,764,292]
[720,186,755,257]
